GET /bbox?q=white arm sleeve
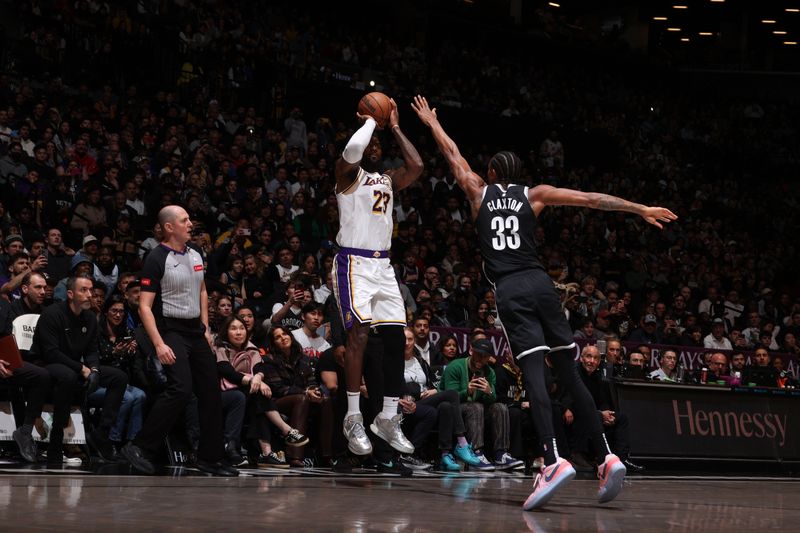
[342,118,377,164]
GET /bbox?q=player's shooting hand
[356,112,381,129]
[411,95,437,127]
[640,206,678,229]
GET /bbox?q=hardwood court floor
[0,465,798,532]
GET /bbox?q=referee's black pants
[134,330,225,463]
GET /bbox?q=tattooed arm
[385,98,423,191]
[529,184,678,229]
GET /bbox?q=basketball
[358,91,392,127]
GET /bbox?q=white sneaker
[370,414,414,455]
[343,413,373,455]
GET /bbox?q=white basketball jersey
[336,168,394,250]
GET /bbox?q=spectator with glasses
[88,295,147,448]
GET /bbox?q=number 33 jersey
[336,168,394,251]
[477,184,543,282]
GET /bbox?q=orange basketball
[357,92,392,127]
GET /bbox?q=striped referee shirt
[140,243,205,320]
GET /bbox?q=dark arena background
[0,0,800,531]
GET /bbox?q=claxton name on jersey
[364,174,392,187]
[486,197,524,212]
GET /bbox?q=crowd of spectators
[0,0,799,469]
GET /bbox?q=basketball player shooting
[332,96,423,458]
[412,95,676,509]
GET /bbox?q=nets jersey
[476,184,543,282]
[336,168,393,250]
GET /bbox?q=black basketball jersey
[476,184,543,282]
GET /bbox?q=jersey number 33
[490,215,520,250]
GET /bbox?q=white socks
[380,396,399,419]
[346,391,361,417]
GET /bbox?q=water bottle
[597,339,607,358]
[676,360,685,383]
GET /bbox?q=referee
[120,205,237,476]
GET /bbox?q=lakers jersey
[336,168,394,250]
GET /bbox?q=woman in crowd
[262,326,333,467]
[470,299,498,331]
[211,295,234,334]
[214,316,308,468]
[88,295,147,446]
[298,252,321,290]
[241,253,271,303]
[400,328,482,472]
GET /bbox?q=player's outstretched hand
[411,95,437,127]
[641,206,678,229]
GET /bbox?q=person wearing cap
[627,314,662,344]
[3,234,24,257]
[703,318,733,350]
[441,338,522,470]
[74,235,100,265]
[53,255,94,302]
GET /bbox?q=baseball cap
[82,235,99,247]
[712,317,725,325]
[4,234,23,247]
[125,279,141,291]
[471,338,494,355]
[644,314,657,324]
[70,254,92,271]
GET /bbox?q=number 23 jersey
[336,168,393,251]
[477,184,543,282]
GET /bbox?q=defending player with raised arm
[413,94,676,509]
[331,97,423,465]
[411,95,676,226]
